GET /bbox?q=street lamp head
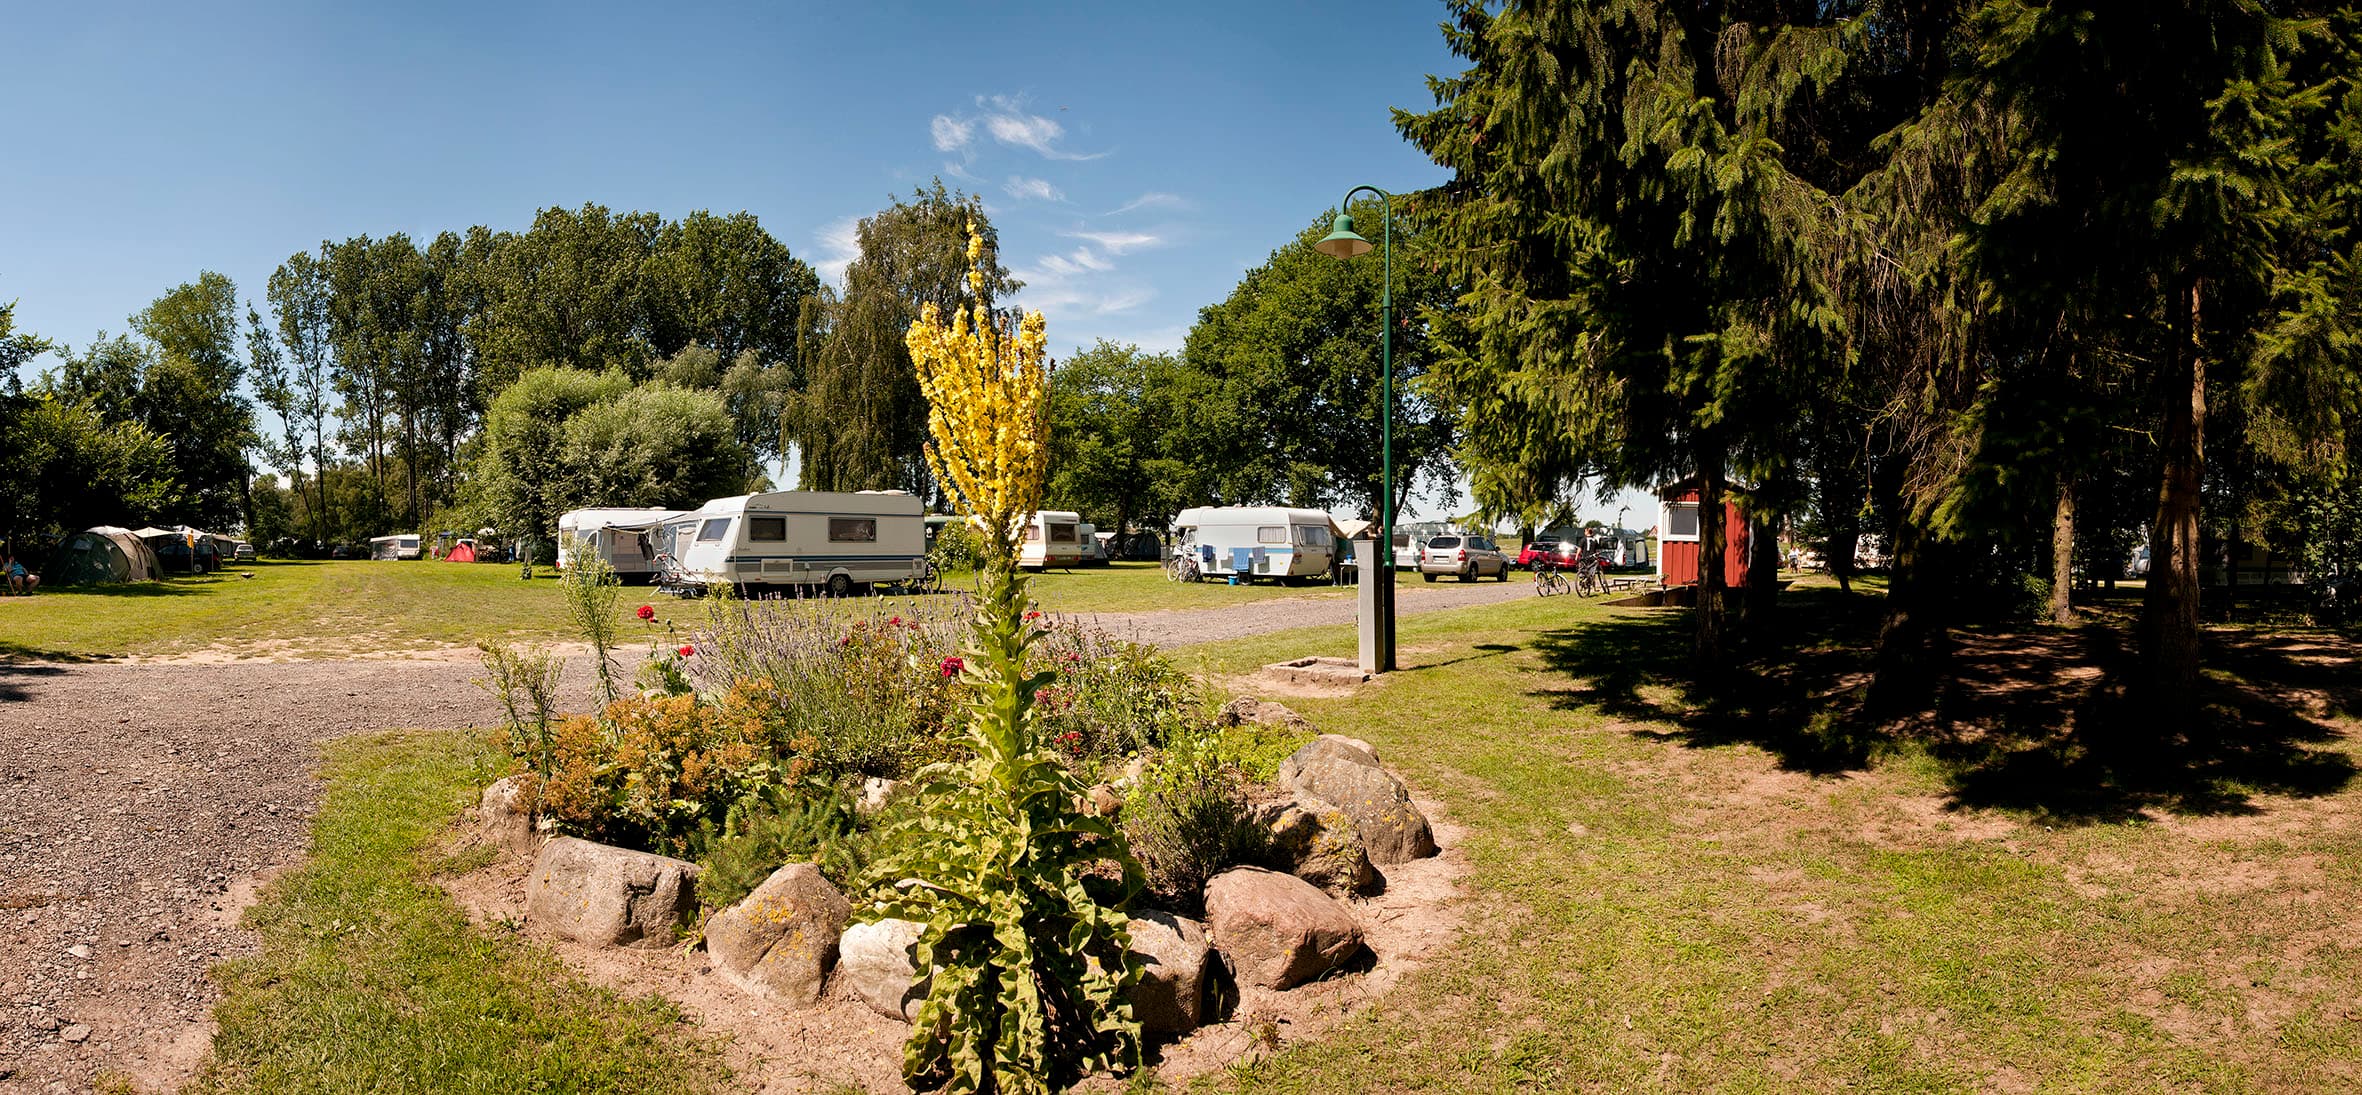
[1313,213,1374,259]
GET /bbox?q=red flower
[636,604,655,621]
[1024,610,1041,621]
[677,644,695,657]
[888,615,903,626]
[940,656,964,678]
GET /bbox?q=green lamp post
[1314,186,1396,673]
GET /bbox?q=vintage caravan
[556,507,681,582]
[367,533,423,560]
[1170,506,1340,583]
[1016,510,1086,570]
[669,490,927,596]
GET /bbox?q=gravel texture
[0,578,1530,1092]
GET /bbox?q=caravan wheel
[827,572,854,598]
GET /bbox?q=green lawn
[0,558,1440,660]
[192,729,730,1095]
[182,578,2362,1090]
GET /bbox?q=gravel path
[0,578,1530,1092]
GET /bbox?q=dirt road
[0,578,1531,1092]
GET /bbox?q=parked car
[1419,534,1512,582]
[1516,538,1562,569]
[232,542,256,562]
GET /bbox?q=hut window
[829,518,877,543]
[749,517,786,542]
[1666,503,1699,539]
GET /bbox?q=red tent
[445,539,479,563]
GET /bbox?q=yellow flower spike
[907,223,1049,553]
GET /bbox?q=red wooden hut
[1655,478,1770,588]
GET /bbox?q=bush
[927,520,988,573]
[1031,622,1215,767]
[525,683,807,858]
[1121,731,1265,913]
[693,780,860,909]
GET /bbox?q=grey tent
[43,526,162,586]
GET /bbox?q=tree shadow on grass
[1524,586,2358,824]
[28,579,209,598]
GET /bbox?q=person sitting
[4,554,33,595]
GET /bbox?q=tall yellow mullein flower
[907,223,1049,553]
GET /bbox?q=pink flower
[940,656,964,678]
[677,644,695,657]
[636,604,654,621]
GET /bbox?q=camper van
[1170,506,1340,583]
[1077,522,1109,566]
[1016,511,1086,570]
[668,490,927,596]
[368,534,423,561]
[557,507,681,582]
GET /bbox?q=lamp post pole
[1315,185,1395,673]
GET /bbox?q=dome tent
[43,527,162,586]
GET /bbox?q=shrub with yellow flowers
[869,224,1145,1093]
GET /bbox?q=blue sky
[1,1,1652,526]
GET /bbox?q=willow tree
[1400,1,1915,674]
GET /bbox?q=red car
[1516,538,1562,569]
[1520,539,1587,570]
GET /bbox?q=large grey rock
[839,917,930,1021]
[478,775,538,854]
[1264,801,1380,898]
[705,864,850,1005]
[1277,738,1435,865]
[525,836,700,948]
[1128,911,1214,1034]
[1203,867,1362,990]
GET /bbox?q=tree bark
[1870,515,1945,715]
[2049,475,2076,625]
[1694,433,1728,684]
[2140,283,2206,720]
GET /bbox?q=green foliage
[928,520,988,573]
[868,558,1143,1093]
[526,687,802,859]
[0,390,178,544]
[791,182,1015,496]
[1120,730,1265,913]
[1031,623,1215,766]
[475,640,565,781]
[559,541,625,706]
[693,781,862,910]
[1177,204,1458,518]
[466,367,753,544]
[1043,341,1192,535]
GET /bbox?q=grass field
[192,729,730,1095]
[0,558,1426,660]
[202,582,2362,1091]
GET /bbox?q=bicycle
[1163,553,1202,583]
[1572,552,1608,597]
[1533,561,1569,597]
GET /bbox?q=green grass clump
[190,729,730,1095]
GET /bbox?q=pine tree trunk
[1870,517,1945,715]
[1694,434,1728,683]
[2140,283,2206,720]
[2049,476,2076,625]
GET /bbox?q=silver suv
[1419,534,1511,582]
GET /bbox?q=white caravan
[1016,510,1086,570]
[367,533,423,560]
[556,507,682,582]
[668,490,927,596]
[1170,506,1340,582]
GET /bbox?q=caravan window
[1293,525,1331,548]
[1257,526,1287,544]
[749,517,786,542]
[1023,525,1042,542]
[697,518,732,543]
[1048,523,1078,544]
[829,518,877,543]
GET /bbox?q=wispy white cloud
[811,215,862,283]
[930,114,974,152]
[1002,175,1065,202]
[973,93,1107,161]
[1012,243,1152,318]
[1107,191,1185,216]
[1062,229,1162,255]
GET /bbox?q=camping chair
[652,552,697,598]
